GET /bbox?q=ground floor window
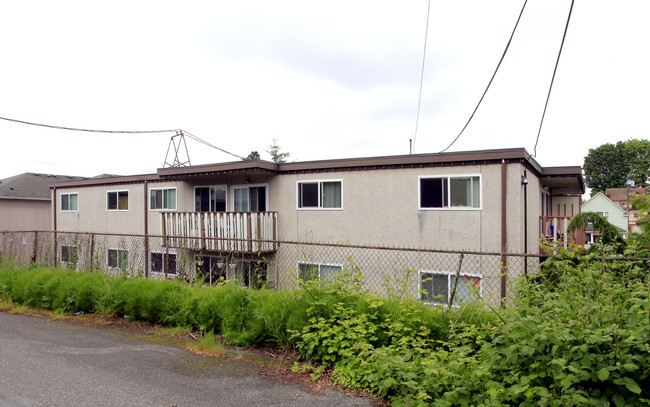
[298,262,342,283]
[420,271,481,306]
[235,261,267,289]
[60,245,78,268]
[151,252,177,274]
[196,255,227,285]
[107,249,128,270]
[195,255,267,288]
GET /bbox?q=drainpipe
[53,187,58,265]
[500,160,507,307]
[144,181,149,278]
[523,169,528,275]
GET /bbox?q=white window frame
[60,192,79,212]
[150,251,177,275]
[149,187,177,211]
[419,270,482,307]
[106,190,129,211]
[296,180,343,210]
[107,248,129,269]
[231,183,269,212]
[60,244,79,266]
[297,261,343,283]
[194,185,227,212]
[418,174,482,210]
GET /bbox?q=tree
[266,138,291,164]
[583,141,630,194]
[623,138,650,188]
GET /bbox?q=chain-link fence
[1,230,546,306]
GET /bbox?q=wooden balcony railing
[539,216,585,254]
[161,211,278,253]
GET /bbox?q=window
[150,188,177,210]
[60,245,78,267]
[298,262,342,282]
[60,193,78,211]
[107,249,128,269]
[195,255,227,285]
[297,180,342,209]
[107,191,129,211]
[235,261,267,289]
[419,176,480,209]
[233,185,266,211]
[541,189,551,216]
[596,211,609,218]
[195,186,226,212]
[151,252,177,274]
[420,271,481,306]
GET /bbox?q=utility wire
[533,0,575,157]
[182,131,245,160]
[439,0,529,153]
[0,115,177,134]
[0,114,244,159]
[412,0,432,154]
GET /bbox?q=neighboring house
[605,187,648,234]
[0,173,86,231]
[581,192,629,243]
[50,147,584,290]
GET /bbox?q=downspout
[53,187,58,265]
[144,181,149,278]
[523,169,528,275]
[500,160,507,307]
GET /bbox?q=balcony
[539,216,585,254]
[161,212,278,253]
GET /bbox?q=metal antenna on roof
[163,131,192,168]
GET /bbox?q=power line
[0,115,178,134]
[439,0,529,154]
[0,114,244,159]
[533,0,575,157]
[412,0,432,154]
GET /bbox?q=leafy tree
[624,138,650,188]
[266,138,291,164]
[583,141,630,193]
[583,139,650,193]
[567,211,626,248]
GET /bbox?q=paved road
[0,313,377,407]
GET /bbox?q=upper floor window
[297,180,342,209]
[233,185,266,212]
[60,193,78,211]
[419,175,480,209]
[150,188,177,210]
[107,190,128,211]
[596,211,609,218]
[195,186,226,212]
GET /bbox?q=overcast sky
[1,0,648,180]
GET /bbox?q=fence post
[32,231,38,265]
[89,233,94,272]
[448,253,464,308]
[500,253,508,308]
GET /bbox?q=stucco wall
[0,199,51,231]
[270,162,530,254]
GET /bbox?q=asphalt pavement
[0,312,378,407]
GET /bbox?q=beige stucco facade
[49,149,585,296]
[0,198,51,231]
